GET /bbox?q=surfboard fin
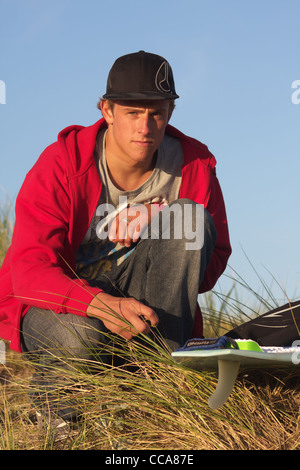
[208,359,240,410]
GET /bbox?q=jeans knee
[144,198,217,252]
[59,315,110,360]
[164,199,215,251]
[168,198,195,209]
[22,308,109,361]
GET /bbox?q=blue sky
[1,0,300,306]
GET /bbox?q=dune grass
[0,200,299,450]
[1,322,300,451]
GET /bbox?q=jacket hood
[57,119,107,177]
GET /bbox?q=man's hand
[108,203,159,247]
[86,292,159,340]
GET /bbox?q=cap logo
[155,61,171,94]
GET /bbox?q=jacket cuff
[62,279,103,316]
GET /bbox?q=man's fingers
[108,206,150,246]
[89,294,159,340]
[118,298,158,336]
[109,214,132,246]
[135,300,159,327]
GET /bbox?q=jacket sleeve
[199,167,231,293]
[10,145,101,316]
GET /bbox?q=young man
[0,51,231,421]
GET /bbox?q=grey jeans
[21,199,217,419]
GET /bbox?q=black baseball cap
[102,51,179,101]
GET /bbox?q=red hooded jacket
[0,119,231,352]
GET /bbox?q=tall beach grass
[0,199,299,450]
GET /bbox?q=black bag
[226,301,300,347]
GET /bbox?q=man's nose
[138,115,152,134]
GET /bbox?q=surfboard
[172,340,300,410]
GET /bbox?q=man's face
[101,100,172,167]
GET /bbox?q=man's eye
[153,112,164,119]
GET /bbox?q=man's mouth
[133,140,153,146]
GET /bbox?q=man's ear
[100,100,114,124]
[167,100,175,122]
[167,109,173,123]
